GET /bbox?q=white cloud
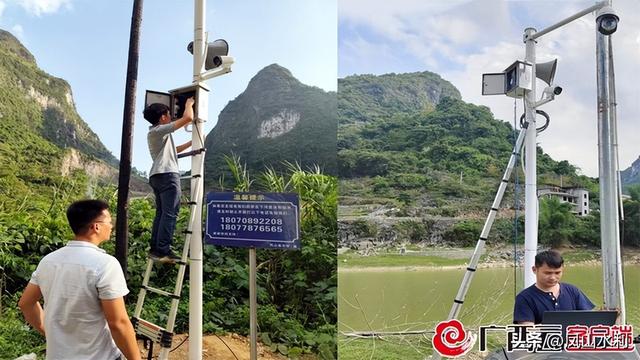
[340,0,471,26]
[339,0,640,177]
[0,2,6,18]
[16,0,71,16]
[11,23,23,37]
[340,35,399,75]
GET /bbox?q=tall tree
[538,197,576,248]
[623,185,640,247]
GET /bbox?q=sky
[339,0,640,177]
[0,0,337,174]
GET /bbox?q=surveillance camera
[211,55,234,69]
[543,86,562,97]
[596,6,619,35]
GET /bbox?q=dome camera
[596,6,619,35]
[543,86,562,97]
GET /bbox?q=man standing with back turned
[143,97,195,263]
[19,199,141,360]
[513,249,595,325]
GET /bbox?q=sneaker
[149,251,181,264]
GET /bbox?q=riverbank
[338,246,640,272]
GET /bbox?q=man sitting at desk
[513,249,595,325]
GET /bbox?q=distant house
[538,186,590,216]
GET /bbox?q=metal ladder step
[180,173,202,180]
[143,285,180,299]
[132,317,173,348]
[177,147,205,159]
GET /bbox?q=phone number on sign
[221,217,284,225]
[220,224,283,232]
[220,217,284,233]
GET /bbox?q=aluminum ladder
[131,148,205,360]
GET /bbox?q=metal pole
[189,1,206,359]
[596,27,621,314]
[608,37,626,324]
[115,0,143,278]
[609,41,624,223]
[607,21,626,324]
[527,2,606,41]
[249,248,258,360]
[523,27,538,289]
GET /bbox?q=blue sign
[205,192,300,250]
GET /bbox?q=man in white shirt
[19,199,141,360]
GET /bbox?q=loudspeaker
[187,39,230,70]
[204,39,229,70]
[535,59,558,86]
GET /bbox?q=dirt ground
[137,334,289,360]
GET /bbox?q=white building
[537,186,590,216]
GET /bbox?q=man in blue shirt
[513,250,595,325]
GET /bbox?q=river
[338,265,640,332]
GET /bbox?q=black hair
[535,250,564,268]
[66,199,110,235]
[143,103,170,125]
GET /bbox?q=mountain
[338,71,461,125]
[203,64,337,188]
[338,70,595,215]
[337,71,605,250]
[0,29,145,206]
[621,156,640,190]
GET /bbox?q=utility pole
[523,27,538,288]
[189,2,205,358]
[115,0,143,277]
[596,0,624,320]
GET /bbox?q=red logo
[432,319,476,358]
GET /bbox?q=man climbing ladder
[143,97,195,263]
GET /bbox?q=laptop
[506,310,636,359]
[542,310,618,327]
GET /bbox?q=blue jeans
[149,173,181,255]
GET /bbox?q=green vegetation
[338,335,433,360]
[0,29,120,217]
[0,34,127,359]
[337,71,619,248]
[1,159,337,359]
[338,332,506,360]
[337,246,618,269]
[1,31,337,359]
[338,94,594,211]
[0,30,117,167]
[338,71,461,125]
[338,251,472,268]
[623,185,640,247]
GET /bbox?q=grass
[338,251,476,268]
[560,248,600,262]
[338,335,433,360]
[337,247,618,269]
[338,333,504,360]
